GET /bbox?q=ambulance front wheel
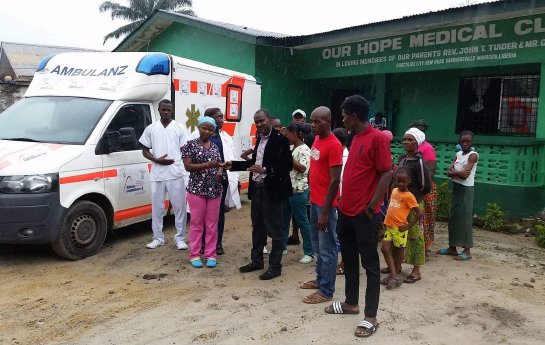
[51,200,108,260]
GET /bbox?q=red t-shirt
[339,126,392,216]
[309,134,343,207]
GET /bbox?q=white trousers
[151,178,187,243]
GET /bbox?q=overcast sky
[0,0,493,51]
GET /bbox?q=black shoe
[286,236,300,245]
[216,245,225,256]
[259,269,281,280]
[239,262,264,273]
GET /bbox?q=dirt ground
[1,194,545,345]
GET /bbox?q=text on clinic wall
[321,17,545,60]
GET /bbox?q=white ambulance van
[0,52,260,259]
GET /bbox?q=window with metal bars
[456,74,539,136]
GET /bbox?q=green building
[116,0,545,217]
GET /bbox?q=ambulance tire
[51,200,108,260]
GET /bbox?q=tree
[100,0,195,44]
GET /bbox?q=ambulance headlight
[0,174,58,193]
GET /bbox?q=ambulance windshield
[0,97,112,145]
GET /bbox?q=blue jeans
[282,189,313,256]
[310,203,339,298]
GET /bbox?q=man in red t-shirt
[323,96,392,338]
[300,106,343,305]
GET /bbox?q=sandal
[437,248,458,256]
[386,278,403,290]
[336,266,344,275]
[299,280,319,289]
[355,320,379,338]
[380,276,391,285]
[454,253,472,261]
[303,291,331,304]
[403,274,421,284]
[324,301,360,314]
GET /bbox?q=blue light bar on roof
[36,54,56,72]
[136,53,170,76]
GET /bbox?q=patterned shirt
[290,144,311,192]
[252,132,270,183]
[181,139,223,198]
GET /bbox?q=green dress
[405,202,425,266]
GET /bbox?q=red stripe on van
[223,123,236,136]
[190,81,198,93]
[60,169,118,184]
[240,181,249,190]
[114,200,169,222]
[173,79,180,91]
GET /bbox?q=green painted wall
[391,64,541,141]
[433,178,545,217]
[144,23,256,75]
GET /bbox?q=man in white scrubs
[139,99,189,250]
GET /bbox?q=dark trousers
[251,185,283,272]
[337,210,381,318]
[216,181,229,246]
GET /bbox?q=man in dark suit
[227,109,293,280]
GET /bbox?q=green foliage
[536,225,545,248]
[99,0,196,43]
[436,181,451,221]
[482,203,504,232]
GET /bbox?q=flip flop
[299,280,319,289]
[303,291,331,304]
[324,301,360,315]
[437,248,458,256]
[454,253,472,261]
[403,275,421,284]
[355,320,379,338]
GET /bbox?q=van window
[0,97,111,144]
[105,104,152,151]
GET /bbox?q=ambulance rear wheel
[51,200,108,260]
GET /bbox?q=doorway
[331,88,360,129]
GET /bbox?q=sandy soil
[1,194,545,345]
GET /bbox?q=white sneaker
[263,247,269,254]
[146,239,164,249]
[282,249,288,255]
[176,240,188,250]
[300,255,313,264]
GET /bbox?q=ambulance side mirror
[118,127,138,151]
[95,127,138,155]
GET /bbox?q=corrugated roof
[259,0,532,47]
[0,41,98,80]
[160,11,287,38]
